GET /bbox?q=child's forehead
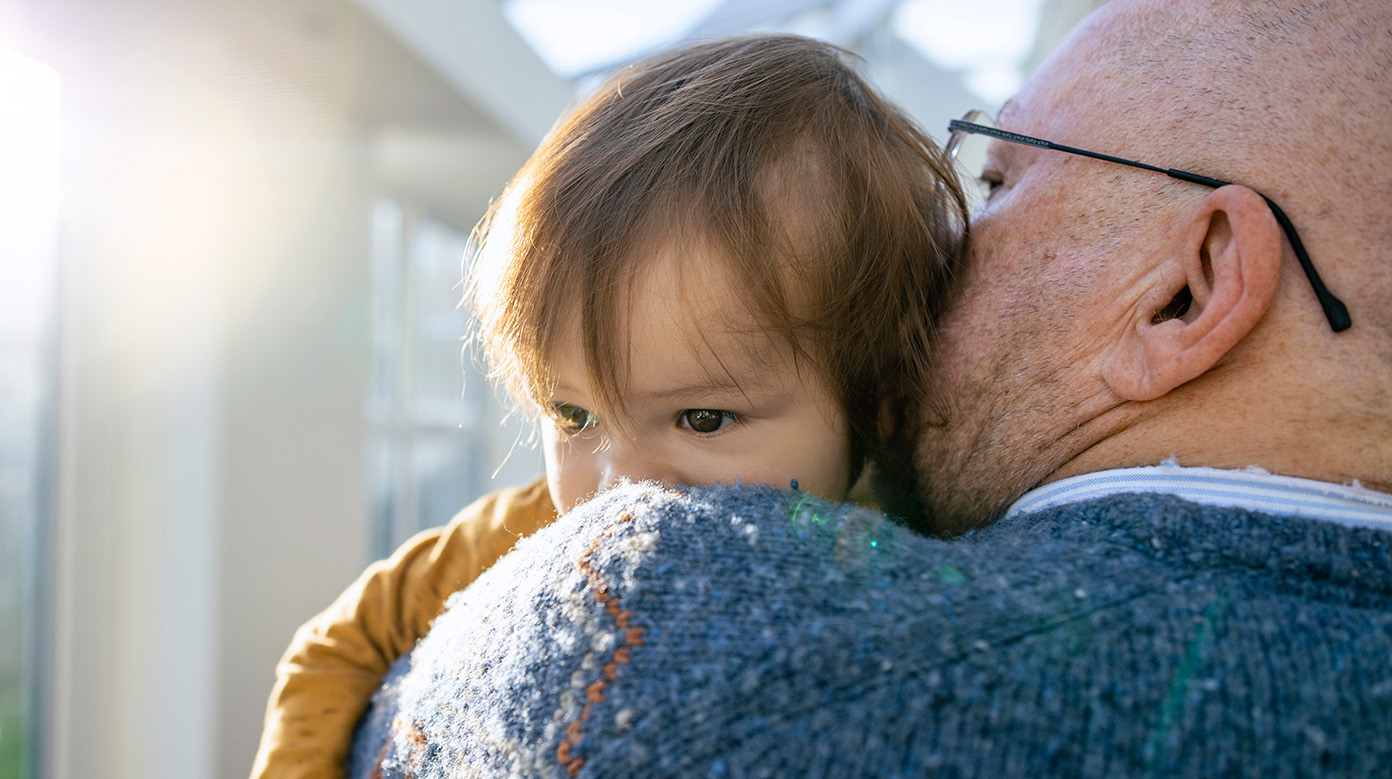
[640,256,785,363]
[629,243,755,321]
[550,245,801,396]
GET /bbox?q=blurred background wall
[0,1,1103,777]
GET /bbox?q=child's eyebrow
[631,374,780,405]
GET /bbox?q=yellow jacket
[249,478,555,779]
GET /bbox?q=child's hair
[467,33,967,478]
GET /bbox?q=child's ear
[1102,185,1283,402]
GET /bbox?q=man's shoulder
[1009,490,1392,571]
[352,483,1392,779]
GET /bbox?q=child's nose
[597,441,679,492]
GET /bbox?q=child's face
[539,253,853,513]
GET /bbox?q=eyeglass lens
[946,110,994,206]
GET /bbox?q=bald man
[351,3,1392,776]
[914,0,1392,534]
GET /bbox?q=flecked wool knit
[349,481,1392,778]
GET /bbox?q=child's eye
[552,402,597,432]
[678,409,739,434]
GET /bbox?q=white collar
[1004,464,1392,530]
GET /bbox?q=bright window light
[892,0,1044,106]
[0,46,60,779]
[501,0,1046,108]
[0,50,61,339]
[502,0,725,78]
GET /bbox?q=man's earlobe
[1103,185,1283,401]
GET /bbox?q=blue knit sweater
[349,482,1392,778]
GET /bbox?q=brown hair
[467,33,967,479]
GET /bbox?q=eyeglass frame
[946,111,1350,332]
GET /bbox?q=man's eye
[552,403,597,432]
[678,409,739,434]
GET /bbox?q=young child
[251,33,965,778]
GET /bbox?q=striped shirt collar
[1004,464,1392,530]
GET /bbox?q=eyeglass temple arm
[1249,194,1350,331]
[1041,138,1352,332]
[950,121,1351,331]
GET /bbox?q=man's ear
[1102,185,1283,401]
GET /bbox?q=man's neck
[1047,369,1392,498]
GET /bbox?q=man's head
[913,0,1392,533]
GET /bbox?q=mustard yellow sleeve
[249,478,556,779]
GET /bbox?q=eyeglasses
[946,110,1350,332]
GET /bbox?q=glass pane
[411,337,473,427]
[367,207,543,558]
[0,48,61,779]
[368,199,404,426]
[413,436,478,533]
[408,217,474,427]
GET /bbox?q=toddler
[251,33,965,778]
